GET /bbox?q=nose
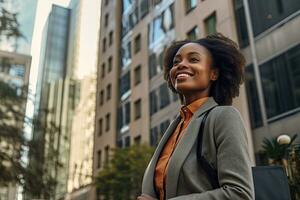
[177,58,189,69]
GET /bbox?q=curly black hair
[163,33,245,105]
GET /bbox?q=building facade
[234,0,300,163]
[30,5,71,200]
[94,0,256,198]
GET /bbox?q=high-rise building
[234,0,300,163]
[30,0,100,199]
[30,5,71,199]
[94,0,255,198]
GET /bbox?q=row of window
[118,98,142,130]
[98,113,111,136]
[119,65,142,98]
[234,0,300,48]
[122,0,149,37]
[101,56,113,78]
[121,34,141,67]
[99,84,111,106]
[149,82,178,116]
[102,30,113,53]
[245,43,300,128]
[96,145,110,169]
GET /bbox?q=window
[148,53,157,79]
[98,118,103,136]
[108,56,113,72]
[159,83,170,109]
[248,0,300,36]
[118,102,131,129]
[185,0,197,13]
[233,0,249,48]
[102,38,107,52]
[150,126,159,146]
[148,4,174,47]
[119,72,131,97]
[105,113,111,131]
[259,44,300,119]
[125,136,131,147]
[245,65,263,128]
[109,31,113,46]
[104,13,109,27]
[97,150,102,168]
[140,0,149,18]
[187,26,200,40]
[105,0,109,6]
[204,12,217,35]
[106,84,111,100]
[100,90,104,105]
[150,90,158,115]
[134,65,141,85]
[148,16,165,46]
[101,63,106,78]
[121,41,132,67]
[134,135,141,145]
[134,99,142,120]
[104,146,110,164]
[134,34,141,54]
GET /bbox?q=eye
[173,59,180,66]
[190,57,199,62]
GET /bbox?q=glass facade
[246,43,300,126]
[249,0,300,36]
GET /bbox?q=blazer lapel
[165,97,218,198]
[142,115,181,196]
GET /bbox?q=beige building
[65,0,100,199]
[93,0,256,198]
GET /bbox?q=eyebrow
[174,51,201,59]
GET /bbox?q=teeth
[177,74,190,78]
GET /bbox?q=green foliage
[0,0,24,42]
[262,134,298,161]
[96,144,154,200]
[0,80,26,186]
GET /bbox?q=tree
[0,81,27,185]
[0,0,24,42]
[96,144,154,200]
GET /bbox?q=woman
[138,33,254,200]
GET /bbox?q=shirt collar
[180,97,209,119]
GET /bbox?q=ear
[210,68,219,81]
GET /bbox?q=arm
[169,107,254,200]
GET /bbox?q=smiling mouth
[176,73,193,80]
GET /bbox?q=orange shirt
[154,97,209,200]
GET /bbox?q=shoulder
[210,105,242,122]
[210,106,247,141]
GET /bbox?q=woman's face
[169,43,218,104]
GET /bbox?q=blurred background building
[236,0,300,163]
[0,0,36,199]
[27,0,100,199]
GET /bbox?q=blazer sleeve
[169,106,255,200]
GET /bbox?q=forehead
[175,42,210,57]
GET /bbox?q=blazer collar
[166,97,218,198]
[142,97,218,198]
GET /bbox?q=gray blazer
[142,97,254,200]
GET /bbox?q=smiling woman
[138,33,254,200]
